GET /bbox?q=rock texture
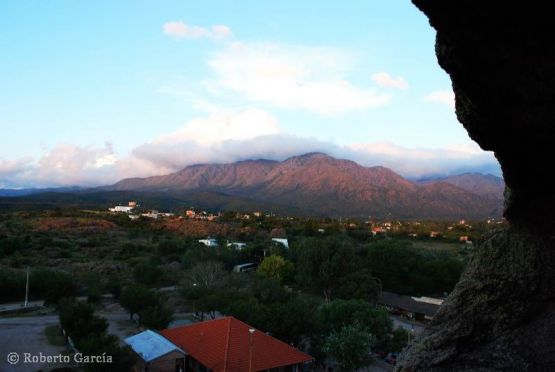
[398,2,555,371]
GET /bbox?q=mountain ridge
[105,153,503,219]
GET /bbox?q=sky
[0,0,500,188]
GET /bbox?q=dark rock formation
[398,2,555,371]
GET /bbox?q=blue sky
[0,1,500,188]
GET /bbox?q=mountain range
[101,153,503,219]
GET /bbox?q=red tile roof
[161,317,313,372]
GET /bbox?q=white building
[227,242,247,250]
[272,238,289,249]
[109,205,134,213]
[199,238,218,247]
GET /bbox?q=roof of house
[378,291,440,318]
[161,317,312,372]
[124,330,186,362]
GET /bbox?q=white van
[233,263,257,273]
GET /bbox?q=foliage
[58,298,108,345]
[137,298,173,329]
[132,262,166,288]
[323,324,376,372]
[31,268,78,306]
[119,285,173,328]
[119,286,157,320]
[388,328,409,353]
[365,239,464,296]
[316,299,392,349]
[295,237,357,301]
[257,254,294,283]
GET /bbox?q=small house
[125,330,187,372]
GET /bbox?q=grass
[45,324,66,347]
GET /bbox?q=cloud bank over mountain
[0,107,500,188]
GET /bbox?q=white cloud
[0,144,118,188]
[347,142,498,178]
[162,21,232,40]
[371,72,408,89]
[206,42,390,114]
[423,90,455,108]
[0,110,500,188]
[153,108,279,146]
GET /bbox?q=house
[227,242,247,250]
[186,210,196,218]
[124,330,187,372]
[109,205,134,213]
[272,238,289,249]
[160,317,313,372]
[199,238,218,247]
[429,231,441,238]
[142,211,160,219]
[378,291,441,320]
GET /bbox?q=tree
[58,298,108,345]
[323,324,376,372]
[133,262,166,288]
[316,299,392,350]
[119,286,156,320]
[78,333,134,372]
[257,255,294,283]
[387,328,409,353]
[266,295,319,346]
[335,269,380,303]
[184,261,226,288]
[296,237,356,301]
[31,268,78,306]
[138,298,173,329]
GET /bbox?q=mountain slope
[106,153,502,219]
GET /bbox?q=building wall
[131,351,186,372]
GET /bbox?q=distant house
[429,231,441,238]
[371,227,386,236]
[124,330,186,372]
[199,238,218,247]
[378,291,441,320]
[185,210,196,218]
[227,242,247,250]
[109,205,134,213]
[142,210,159,219]
[272,238,289,249]
[160,317,313,372]
[459,235,469,242]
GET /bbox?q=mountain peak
[107,153,503,219]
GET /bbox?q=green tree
[257,255,294,283]
[31,268,78,306]
[387,328,409,353]
[323,324,376,372]
[138,298,173,329]
[133,262,166,288]
[119,286,156,320]
[58,298,108,345]
[317,299,392,349]
[296,237,356,301]
[335,269,380,302]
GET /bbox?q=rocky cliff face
[398,2,555,371]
